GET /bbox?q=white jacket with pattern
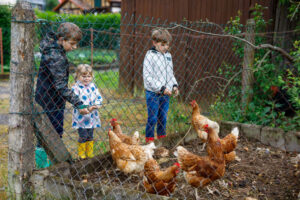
[143,47,178,94]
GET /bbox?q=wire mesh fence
[1,1,299,199]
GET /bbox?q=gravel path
[0,81,9,124]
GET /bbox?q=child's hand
[79,108,89,115]
[173,87,179,97]
[88,105,99,112]
[164,88,172,96]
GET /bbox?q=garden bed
[80,135,300,199]
[31,126,300,200]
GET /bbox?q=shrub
[210,4,299,131]
[0,6,11,65]
[35,10,121,50]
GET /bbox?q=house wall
[0,0,45,10]
[59,1,83,14]
[0,0,17,6]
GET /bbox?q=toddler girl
[72,64,103,159]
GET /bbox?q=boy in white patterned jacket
[143,28,179,143]
[72,64,103,159]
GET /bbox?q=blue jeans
[145,90,170,140]
[78,128,94,143]
[45,109,64,137]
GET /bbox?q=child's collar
[76,80,90,87]
[150,46,168,54]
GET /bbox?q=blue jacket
[35,32,83,111]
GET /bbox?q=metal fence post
[241,19,255,111]
[8,1,35,199]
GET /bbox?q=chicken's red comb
[203,124,209,128]
[174,162,180,168]
[111,118,117,122]
[190,100,196,104]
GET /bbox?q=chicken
[143,159,180,196]
[110,118,140,145]
[203,124,239,163]
[270,86,296,117]
[190,100,220,151]
[174,126,226,199]
[108,129,155,174]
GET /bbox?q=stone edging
[220,121,300,152]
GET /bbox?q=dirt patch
[80,136,300,199]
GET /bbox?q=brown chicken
[110,118,140,145]
[143,159,180,196]
[108,129,155,174]
[190,100,220,150]
[203,124,239,163]
[175,126,225,199]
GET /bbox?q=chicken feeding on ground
[203,124,239,164]
[110,118,140,145]
[143,159,180,196]
[174,126,226,200]
[108,129,155,174]
[190,100,220,151]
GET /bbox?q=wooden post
[33,104,73,164]
[119,1,135,94]
[241,19,255,111]
[8,1,35,199]
[0,28,3,73]
[90,28,93,66]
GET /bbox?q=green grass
[0,99,9,114]
[0,125,8,200]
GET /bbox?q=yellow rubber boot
[78,142,87,159]
[86,141,94,158]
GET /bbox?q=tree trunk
[8,1,35,199]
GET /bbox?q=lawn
[0,125,8,200]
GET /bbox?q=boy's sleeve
[94,83,103,106]
[47,50,83,107]
[143,52,163,93]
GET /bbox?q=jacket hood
[40,32,64,54]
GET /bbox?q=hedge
[0,5,11,65]
[35,10,121,49]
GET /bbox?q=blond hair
[57,22,82,42]
[151,28,172,43]
[75,64,93,80]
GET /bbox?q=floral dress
[72,81,103,129]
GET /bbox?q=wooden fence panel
[120,0,275,101]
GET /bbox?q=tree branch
[173,23,295,63]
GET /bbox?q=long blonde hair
[75,64,93,80]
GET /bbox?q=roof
[53,0,92,12]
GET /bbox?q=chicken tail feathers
[231,127,239,138]
[133,131,139,138]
